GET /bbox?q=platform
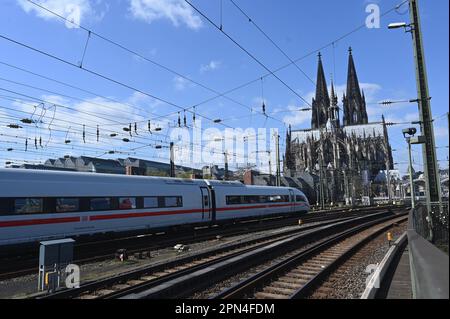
[385,245,413,299]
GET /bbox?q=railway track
[37,208,405,299]
[213,215,407,299]
[1,205,394,281]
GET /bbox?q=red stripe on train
[89,208,204,221]
[0,202,308,227]
[0,217,80,228]
[216,203,295,211]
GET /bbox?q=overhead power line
[228,0,315,85]
[24,0,286,126]
[0,33,235,130]
[185,0,311,107]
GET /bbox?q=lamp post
[388,0,442,213]
[403,128,427,209]
[406,136,416,209]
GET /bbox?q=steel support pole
[170,142,175,178]
[408,138,416,209]
[275,133,281,187]
[409,0,442,212]
[224,151,229,181]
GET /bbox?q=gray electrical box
[38,238,75,292]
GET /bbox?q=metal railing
[407,207,449,299]
[411,202,449,253]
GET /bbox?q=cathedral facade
[284,48,393,205]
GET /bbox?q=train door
[289,189,295,213]
[200,187,212,221]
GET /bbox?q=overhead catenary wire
[4,0,408,126]
[0,0,412,170]
[228,0,315,86]
[23,0,408,123]
[0,33,289,146]
[0,33,236,130]
[184,0,312,107]
[0,105,251,161]
[23,0,287,126]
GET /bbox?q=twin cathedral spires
[311,48,368,130]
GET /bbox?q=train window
[296,195,306,202]
[118,197,136,210]
[144,197,159,209]
[164,196,183,208]
[240,196,250,204]
[0,198,13,215]
[259,196,269,203]
[56,198,80,213]
[268,195,282,203]
[90,198,112,211]
[15,198,43,214]
[226,196,241,205]
[245,196,260,204]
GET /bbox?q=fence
[411,202,449,254]
[408,206,449,299]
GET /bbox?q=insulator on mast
[193,107,196,124]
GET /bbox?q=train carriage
[0,169,309,246]
[208,180,309,220]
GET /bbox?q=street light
[387,22,409,29]
[403,128,417,208]
[388,0,442,214]
[403,128,427,208]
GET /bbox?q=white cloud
[16,0,99,28]
[434,126,449,139]
[282,104,312,126]
[128,0,202,30]
[200,60,221,73]
[173,76,189,91]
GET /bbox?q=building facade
[284,48,394,205]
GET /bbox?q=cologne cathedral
[284,48,393,205]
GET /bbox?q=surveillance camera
[402,128,417,138]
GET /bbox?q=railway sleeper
[254,292,287,299]
[278,276,309,285]
[270,281,301,290]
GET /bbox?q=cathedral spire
[343,47,368,126]
[330,78,337,104]
[329,79,340,128]
[311,52,330,129]
[346,46,362,105]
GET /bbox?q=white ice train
[0,168,310,246]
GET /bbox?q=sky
[0,0,448,175]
